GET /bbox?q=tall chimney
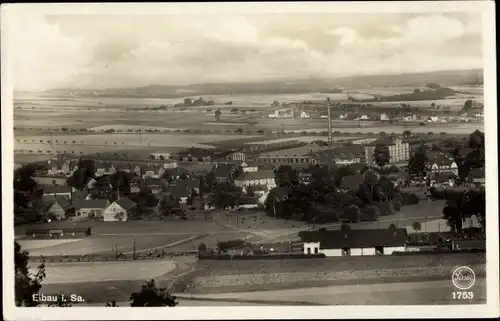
[327,98,332,143]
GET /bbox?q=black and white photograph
[2,2,498,320]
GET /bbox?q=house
[426,152,458,175]
[213,163,238,181]
[33,175,67,187]
[340,174,364,191]
[258,143,330,166]
[309,145,364,165]
[300,111,310,119]
[42,186,73,200]
[229,151,246,162]
[26,227,91,239]
[150,152,172,160]
[298,172,312,185]
[300,228,408,257]
[468,168,485,186]
[234,170,276,189]
[102,197,137,222]
[47,159,75,176]
[166,183,191,204]
[142,177,163,194]
[427,116,439,123]
[73,199,110,219]
[339,113,348,120]
[430,173,457,188]
[365,136,410,165]
[380,113,390,121]
[141,164,165,179]
[241,162,259,172]
[72,190,91,202]
[164,167,192,180]
[42,195,73,220]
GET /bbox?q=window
[314,247,319,254]
[307,247,311,255]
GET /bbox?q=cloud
[6,12,483,91]
[9,12,92,91]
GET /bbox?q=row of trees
[14,242,178,307]
[265,164,408,224]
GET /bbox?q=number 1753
[452,291,474,300]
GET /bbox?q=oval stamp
[452,266,476,290]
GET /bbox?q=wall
[383,246,406,255]
[362,247,376,256]
[350,248,363,256]
[303,242,320,255]
[320,249,342,257]
[103,203,128,222]
[47,203,66,220]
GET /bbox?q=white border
[1,1,498,320]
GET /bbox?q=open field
[15,220,232,236]
[29,260,177,284]
[180,278,486,305]
[14,133,257,153]
[17,234,198,256]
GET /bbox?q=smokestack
[327,98,332,143]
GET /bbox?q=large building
[300,228,408,257]
[257,142,330,166]
[364,136,410,165]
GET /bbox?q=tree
[214,108,222,121]
[130,279,178,307]
[346,205,360,222]
[271,100,280,107]
[274,165,298,187]
[208,181,243,210]
[373,144,390,168]
[67,159,96,190]
[198,242,208,253]
[412,221,422,232]
[431,102,436,108]
[159,195,180,216]
[408,146,428,178]
[388,223,397,229]
[15,242,46,306]
[402,130,411,138]
[462,99,473,111]
[14,164,40,213]
[106,301,119,307]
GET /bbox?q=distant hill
[42,69,483,98]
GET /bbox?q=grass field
[30,260,177,284]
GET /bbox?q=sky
[7,10,483,91]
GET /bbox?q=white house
[300,111,310,119]
[241,162,259,172]
[380,113,390,121]
[339,113,348,120]
[102,197,137,222]
[428,116,439,123]
[73,199,110,219]
[42,186,74,200]
[301,229,408,257]
[354,115,369,121]
[234,170,276,190]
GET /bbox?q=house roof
[72,190,89,202]
[73,199,109,209]
[340,174,364,190]
[167,184,191,199]
[259,143,328,158]
[213,163,237,178]
[300,229,408,249]
[427,152,455,166]
[42,186,72,194]
[307,145,364,161]
[236,170,275,181]
[43,195,72,210]
[366,136,402,147]
[114,197,137,210]
[165,167,191,177]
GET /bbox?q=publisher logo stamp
[452,266,476,290]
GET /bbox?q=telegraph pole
[133,236,136,260]
[327,98,332,143]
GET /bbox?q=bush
[376,202,393,216]
[393,193,403,203]
[393,200,401,211]
[345,205,361,222]
[360,205,380,221]
[401,193,420,205]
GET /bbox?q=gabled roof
[114,197,137,210]
[300,229,408,249]
[340,174,364,190]
[42,186,72,194]
[73,199,109,209]
[235,170,275,181]
[43,195,72,210]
